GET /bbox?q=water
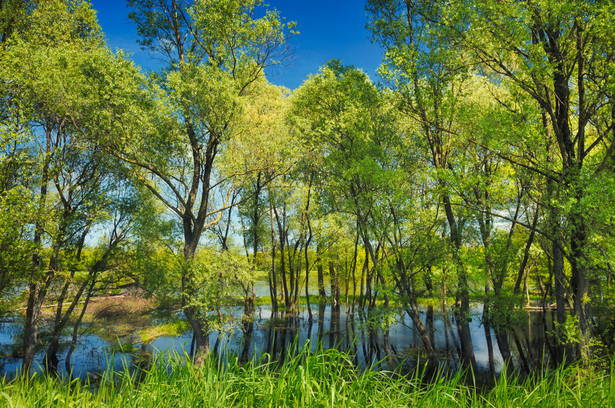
[0,301,558,378]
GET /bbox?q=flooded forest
[1,0,615,387]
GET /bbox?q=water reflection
[0,303,558,379]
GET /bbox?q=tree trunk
[182,240,210,361]
[514,209,540,294]
[269,198,278,314]
[65,276,97,373]
[329,261,340,308]
[22,125,55,375]
[570,209,590,359]
[272,204,289,309]
[317,242,326,299]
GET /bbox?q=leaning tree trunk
[65,276,97,373]
[22,126,55,375]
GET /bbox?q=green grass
[1,349,614,407]
[137,320,191,343]
[109,342,137,353]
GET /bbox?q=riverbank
[1,349,613,407]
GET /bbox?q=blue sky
[91,0,384,90]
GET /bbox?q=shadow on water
[0,302,560,381]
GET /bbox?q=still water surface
[0,302,557,378]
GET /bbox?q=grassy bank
[1,349,614,407]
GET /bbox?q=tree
[291,60,426,341]
[442,0,615,359]
[367,0,478,369]
[116,0,294,359]
[0,0,133,373]
[0,0,30,44]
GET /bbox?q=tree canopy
[1,0,615,372]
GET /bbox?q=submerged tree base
[1,349,613,407]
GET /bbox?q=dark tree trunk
[443,194,477,371]
[272,204,290,309]
[329,261,340,308]
[182,239,211,362]
[65,276,97,374]
[317,243,326,299]
[269,196,278,314]
[390,254,437,361]
[304,172,314,321]
[514,209,540,294]
[359,247,368,309]
[22,125,56,375]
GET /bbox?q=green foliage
[110,342,137,354]
[2,0,615,369]
[486,291,528,330]
[185,247,254,328]
[128,0,295,68]
[290,60,398,216]
[138,320,191,343]
[0,186,35,299]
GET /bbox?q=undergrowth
[0,348,613,407]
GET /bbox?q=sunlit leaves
[290,61,398,215]
[185,246,253,328]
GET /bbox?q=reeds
[1,348,613,407]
